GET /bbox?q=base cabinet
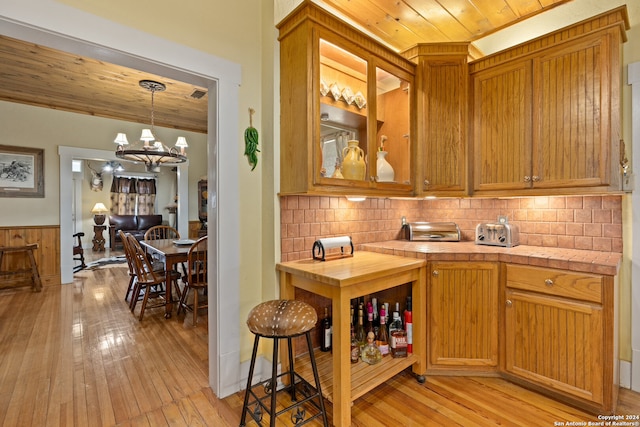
[428,262,499,372]
[503,264,618,413]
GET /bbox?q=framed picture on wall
[0,145,44,198]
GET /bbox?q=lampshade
[175,136,188,154]
[114,80,188,172]
[91,203,108,214]
[113,133,129,145]
[91,203,108,225]
[140,129,155,143]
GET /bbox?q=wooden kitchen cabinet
[428,262,499,373]
[503,264,618,414]
[277,1,415,197]
[470,7,628,196]
[403,44,470,197]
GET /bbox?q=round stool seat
[247,300,317,337]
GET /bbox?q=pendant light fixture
[114,80,188,172]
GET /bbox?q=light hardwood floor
[0,253,638,426]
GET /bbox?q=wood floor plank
[0,251,639,427]
[160,401,186,426]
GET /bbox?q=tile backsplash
[280,195,623,262]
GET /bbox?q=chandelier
[114,80,188,172]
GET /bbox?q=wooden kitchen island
[277,251,427,427]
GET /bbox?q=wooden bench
[0,244,42,292]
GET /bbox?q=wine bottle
[372,297,380,337]
[384,302,390,325]
[321,306,331,352]
[350,305,359,363]
[377,305,390,356]
[405,296,413,354]
[355,305,366,350]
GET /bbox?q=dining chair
[126,234,179,321]
[72,232,86,272]
[144,224,186,282]
[177,236,208,325]
[144,225,180,241]
[119,231,138,309]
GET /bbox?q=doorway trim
[1,2,242,398]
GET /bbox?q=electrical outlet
[401,216,407,226]
[498,215,508,224]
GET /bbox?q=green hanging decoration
[244,108,260,171]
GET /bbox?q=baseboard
[239,355,283,392]
[633,350,640,392]
[620,360,631,389]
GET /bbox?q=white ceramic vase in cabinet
[376,151,395,182]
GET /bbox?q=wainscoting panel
[0,225,60,288]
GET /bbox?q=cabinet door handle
[424,179,430,189]
[524,176,531,182]
[532,176,540,182]
[506,300,512,307]
[432,270,439,277]
[545,278,554,286]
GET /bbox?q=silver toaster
[475,222,519,247]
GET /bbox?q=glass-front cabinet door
[374,66,411,186]
[318,39,368,180]
[278,2,415,196]
[315,38,413,194]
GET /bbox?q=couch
[109,214,163,249]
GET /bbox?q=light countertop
[361,240,621,276]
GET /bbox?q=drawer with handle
[506,264,602,303]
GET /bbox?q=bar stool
[240,300,328,427]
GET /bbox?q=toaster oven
[405,222,461,242]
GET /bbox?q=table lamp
[91,202,108,225]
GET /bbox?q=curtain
[110,176,157,215]
[136,179,157,215]
[110,177,137,215]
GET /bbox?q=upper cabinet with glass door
[277,1,415,196]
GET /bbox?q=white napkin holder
[312,236,354,261]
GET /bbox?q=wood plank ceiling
[317,0,573,52]
[0,35,209,134]
[0,0,572,132]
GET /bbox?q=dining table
[140,238,195,318]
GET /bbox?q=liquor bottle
[321,306,331,352]
[389,302,403,334]
[355,305,366,350]
[388,302,404,356]
[365,301,375,338]
[377,305,390,356]
[390,329,408,358]
[361,331,382,365]
[404,296,413,354]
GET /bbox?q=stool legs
[239,332,328,427]
[240,335,260,426]
[287,337,297,402]
[270,338,279,427]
